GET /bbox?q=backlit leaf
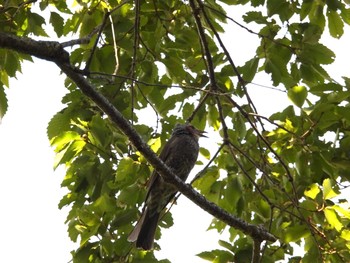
[324,207,343,232]
[323,178,339,200]
[288,85,308,107]
[304,183,320,199]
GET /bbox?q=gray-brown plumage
[127,123,206,250]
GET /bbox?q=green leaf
[27,12,48,36]
[239,57,259,83]
[304,184,320,199]
[267,0,293,21]
[200,147,210,159]
[341,229,350,241]
[299,43,335,65]
[115,157,139,184]
[208,104,220,130]
[309,3,325,30]
[327,10,344,38]
[0,69,9,88]
[309,83,342,95]
[322,178,339,200]
[324,207,343,232]
[283,224,310,242]
[193,166,220,194]
[47,111,72,140]
[332,205,350,220]
[243,11,268,24]
[3,51,21,77]
[51,131,81,151]
[93,194,115,213]
[197,249,234,262]
[340,6,350,25]
[197,251,215,261]
[50,12,65,37]
[53,139,86,168]
[89,114,111,148]
[0,85,8,119]
[288,85,307,108]
[302,23,322,44]
[218,239,234,251]
[300,0,313,20]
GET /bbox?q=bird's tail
[127,208,160,250]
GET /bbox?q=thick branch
[0,32,277,243]
[0,32,69,63]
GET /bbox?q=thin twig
[129,0,140,132]
[108,8,120,76]
[202,3,297,53]
[252,238,262,263]
[61,26,101,47]
[189,0,217,89]
[84,11,109,72]
[190,143,225,184]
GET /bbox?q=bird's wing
[143,135,180,203]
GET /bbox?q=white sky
[0,5,349,263]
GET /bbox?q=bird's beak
[197,129,207,138]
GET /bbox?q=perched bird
[127,123,206,250]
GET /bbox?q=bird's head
[173,123,207,140]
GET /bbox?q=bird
[127,123,206,250]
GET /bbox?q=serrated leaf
[0,85,8,119]
[218,239,234,251]
[4,51,21,77]
[0,70,9,88]
[51,131,81,150]
[243,11,267,24]
[47,111,72,140]
[27,12,48,36]
[53,140,86,168]
[50,12,65,37]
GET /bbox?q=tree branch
[252,238,262,263]
[0,32,277,243]
[0,32,69,63]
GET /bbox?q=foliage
[1,0,350,262]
